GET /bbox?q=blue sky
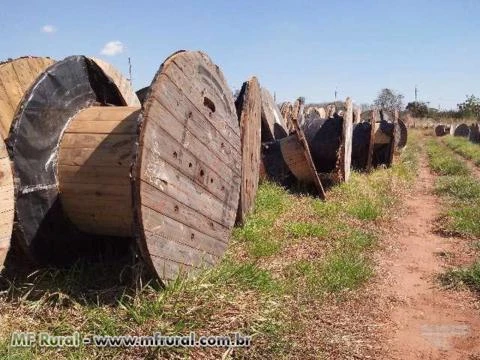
[1,0,478,110]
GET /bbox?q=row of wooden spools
[0,51,407,282]
[435,122,480,143]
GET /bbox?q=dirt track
[379,151,480,359]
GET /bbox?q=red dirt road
[380,153,480,359]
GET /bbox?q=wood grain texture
[289,103,326,198]
[366,110,377,172]
[58,106,139,237]
[0,57,54,139]
[235,78,262,224]
[339,98,353,182]
[0,139,14,270]
[135,51,241,282]
[260,87,288,141]
[388,110,398,167]
[89,57,140,107]
[280,101,295,134]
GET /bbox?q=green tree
[457,95,480,118]
[373,88,404,112]
[406,101,429,117]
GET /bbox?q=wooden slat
[89,57,140,107]
[338,97,353,182]
[235,77,261,224]
[260,87,287,141]
[366,110,376,172]
[0,139,14,270]
[0,57,54,139]
[141,206,227,257]
[137,51,241,282]
[150,73,241,165]
[290,102,326,198]
[58,106,138,237]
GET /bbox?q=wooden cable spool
[9,51,241,281]
[0,56,54,270]
[453,123,470,138]
[435,124,448,137]
[469,123,480,144]
[235,77,261,224]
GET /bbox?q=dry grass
[0,136,419,359]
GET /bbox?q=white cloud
[41,25,56,33]
[100,41,124,56]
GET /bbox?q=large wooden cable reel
[0,56,54,270]
[9,51,241,281]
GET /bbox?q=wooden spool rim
[8,55,129,264]
[0,138,14,270]
[133,50,241,281]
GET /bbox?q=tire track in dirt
[379,149,480,359]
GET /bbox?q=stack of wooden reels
[0,50,408,283]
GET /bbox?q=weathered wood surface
[280,101,295,134]
[260,87,288,141]
[89,57,140,107]
[366,110,377,172]
[0,139,14,270]
[58,106,140,237]
[235,77,261,224]
[387,110,398,166]
[0,56,54,139]
[338,98,353,182]
[290,103,326,198]
[136,51,241,281]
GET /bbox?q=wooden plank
[142,206,227,257]
[338,97,353,182]
[366,110,376,172]
[279,135,312,181]
[58,106,138,237]
[59,165,131,185]
[290,102,326,198]
[235,77,261,224]
[0,57,54,139]
[0,139,13,270]
[143,96,241,180]
[137,50,241,282]
[11,58,36,92]
[89,57,140,107]
[260,87,288,141]
[149,73,241,162]
[388,110,398,167]
[140,181,231,241]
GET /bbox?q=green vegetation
[0,134,420,359]
[440,261,480,293]
[427,137,480,294]
[444,136,480,166]
[427,139,480,238]
[426,139,470,176]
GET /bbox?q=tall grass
[444,136,480,166]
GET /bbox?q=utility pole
[334,88,338,101]
[415,85,418,103]
[128,57,132,85]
